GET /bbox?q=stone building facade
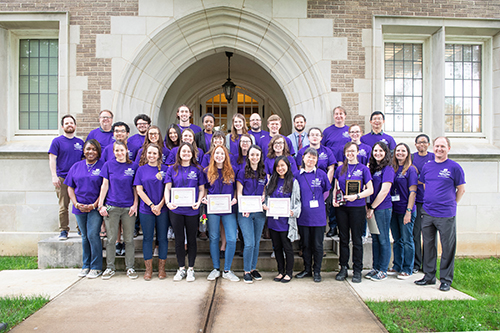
[0,0,499,256]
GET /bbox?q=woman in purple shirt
[98,141,139,280]
[201,131,226,169]
[164,123,181,150]
[265,135,298,175]
[336,124,371,166]
[264,156,301,283]
[295,127,336,182]
[236,145,267,283]
[389,143,418,279]
[164,142,205,282]
[225,113,255,154]
[134,143,169,280]
[202,146,239,282]
[165,129,204,165]
[65,139,104,279]
[230,133,252,175]
[333,142,373,283]
[365,142,394,282]
[135,126,170,165]
[294,147,331,283]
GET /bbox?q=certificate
[267,198,290,218]
[207,194,232,214]
[238,195,263,213]
[171,187,196,207]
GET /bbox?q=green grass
[367,257,500,332]
[0,256,38,271]
[0,295,49,330]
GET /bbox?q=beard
[64,126,75,134]
[294,126,304,133]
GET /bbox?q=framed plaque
[346,180,361,195]
[171,187,196,207]
[206,194,232,214]
[267,198,290,218]
[238,195,263,213]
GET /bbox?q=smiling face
[99,111,113,131]
[303,153,318,169]
[179,145,192,162]
[248,147,261,166]
[273,137,285,155]
[113,125,129,142]
[349,125,362,142]
[240,136,252,151]
[415,136,430,154]
[148,129,160,144]
[233,118,244,131]
[62,117,76,134]
[114,144,127,162]
[345,144,359,163]
[181,131,194,144]
[372,144,386,163]
[334,108,346,127]
[276,159,288,178]
[84,143,98,163]
[395,145,408,164]
[249,114,262,131]
[177,106,191,123]
[308,129,322,146]
[168,128,179,143]
[136,120,150,135]
[213,147,226,165]
[433,137,450,161]
[203,116,214,132]
[212,135,224,147]
[294,116,306,133]
[268,120,281,135]
[370,114,385,133]
[146,146,160,165]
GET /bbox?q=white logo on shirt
[187,171,198,180]
[353,170,363,177]
[258,179,266,186]
[92,169,101,176]
[374,171,382,177]
[124,168,135,177]
[319,152,328,160]
[438,168,451,179]
[311,178,321,187]
[359,149,367,157]
[342,131,350,138]
[397,172,405,178]
[74,142,82,151]
[379,139,388,145]
[160,171,166,178]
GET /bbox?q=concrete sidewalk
[1,269,475,332]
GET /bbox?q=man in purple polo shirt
[360,111,396,151]
[415,137,465,292]
[176,105,202,134]
[411,133,435,273]
[127,114,151,153]
[86,110,114,149]
[247,113,269,149]
[48,115,84,240]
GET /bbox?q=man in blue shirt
[287,114,309,156]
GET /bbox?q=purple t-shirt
[133,164,169,215]
[230,153,247,176]
[101,143,139,163]
[86,127,114,149]
[421,159,465,218]
[165,146,204,165]
[64,159,104,215]
[101,159,138,208]
[392,165,418,214]
[204,133,213,154]
[323,124,350,153]
[178,124,202,134]
[265,155,298,175]
[248,130,269,149]
[48,136,84,178]
[334,163,372,207]
[295,169,331,227]
[227,134,243,155]
[205,169,236,216]
[295,145,336,175]
[369,164,395,210]
[261,134,295,157]
[334,142,371,166]
[412,152,435,203]
[127,134,146,152]
[134,147,171,165]
[164,164,206,216]
[360,131,396,150]
[236,169,267,196]
[267,178,292,232]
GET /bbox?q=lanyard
[301,170,317,200]
[181,165,190,187]
[347,163,358,178]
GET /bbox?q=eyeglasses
[416,141,429,145]
[114,129,127,133]
[137,122,149,126]
[349,131,361,134]
[100,116,112,120]
[250,119,261,122]
[274,142,285,146]
[149,132,159,136]
[240,140,252,144]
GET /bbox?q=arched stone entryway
[114,6,332,131]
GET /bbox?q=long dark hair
[267,134,290,159]
[369,142,392,174]
[266,156,294,196]
[340,142,359,175]
[165,123,181,149]
[237,133,253,164]
[172,142,200,176]
[244,145,266,180]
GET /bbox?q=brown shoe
[144,259,153,281]
[158,259,166,279]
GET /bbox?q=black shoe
[439,282,451,292]
[119,243,125,256]
[335,266,348,281]
[295,270,312,279]
[326,227,338,237]
[412,268,419,274]
[115,243,121,256]
[251,270,263,281]
[414,277,436,286]
[133,229,139,238]
[352,271,362,283]
[219,250,225,259]
[313,272,322,283]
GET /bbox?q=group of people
[49,105,465,290]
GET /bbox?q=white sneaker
[78,268,90,277]
[271,251,275,258]
[127,268,138,279]
[207,269,221,281]
[173,268,186,282]
[86,270,102,279]
[167,227,175,240]
[222,270,240,282]
[102,268,115,280]
[186,268,195,282]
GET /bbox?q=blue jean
[208,213,238,271]
[372,208,392,273]
[75,210,103,270]
[237,212,266,272]
[139,211,169,260]
[391,211,416,274]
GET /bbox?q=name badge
[309,200,319,208]
[273,216,279,220]
[391,195,400,202]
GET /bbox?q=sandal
[281,275,292,283]
[100,231,106,237]
[274,274,283,282]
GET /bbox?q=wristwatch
[356,194,360,200]
[406,208,412,213]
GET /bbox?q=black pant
[298,225,325,274]
[169,211,199,267]
[336,205,365,273]
[270,229,294,276]
[413,203,424,270]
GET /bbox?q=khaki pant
[55,177,70,232]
